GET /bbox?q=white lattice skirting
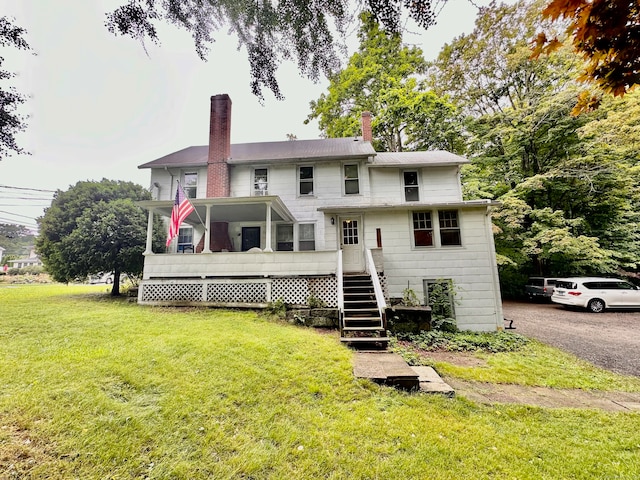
[139,276,340,307]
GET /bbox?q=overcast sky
[0,0,504,230]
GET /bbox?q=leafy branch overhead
[0,16,31,159]
[105,0,443,100]
[532,0,640,112]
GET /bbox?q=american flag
[166,183,195,247]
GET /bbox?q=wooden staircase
[340,274,389,348]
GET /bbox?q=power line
[0,196,54,201]
[0,204,50,207]
[0,184,56,193]
[0,210,36,220]
[0,218,38,229]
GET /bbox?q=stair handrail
[337,249,344,332]
[365,248,387,315]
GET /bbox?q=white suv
[551,277,640,313]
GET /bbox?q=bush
[307,294,326,309]
[401,287,420,307]
[6,266,45,276]
[264,298,286,318]
[395,330,530,353]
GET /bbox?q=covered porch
[139,195,297,255]
[137,195,342,307]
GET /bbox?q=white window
[403,171,419,201]
[276,224,293,251]
[177,227,194,253]
[438,210,461,246]
[412,212,433,247]
[344,164,359,195]
[298,223,315,251]
[253,168,268,196]
[183,172,198,198]
[299,166,314,196]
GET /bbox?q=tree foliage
[0,223,35,257]
[0,16,30,159]
[105,0,443,100]
[532,0,640,100]
[430,0,640,290]
[36,179,164,295]
[306,13,462,152]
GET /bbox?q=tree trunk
[110,267,121,296]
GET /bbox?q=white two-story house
[137,94,502,338]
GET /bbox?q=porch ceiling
[138,195,297,224]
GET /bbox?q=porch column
[203,205,212,253]
[144,208,155,255]
[264,201,273,252]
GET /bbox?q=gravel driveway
[502,300,640,378]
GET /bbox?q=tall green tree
[306,13,462,152]
[430,0,640,289]
[36,179,164,295]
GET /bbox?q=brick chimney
[207,94,232,198]
[361,111,372,142]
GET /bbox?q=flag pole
[177,180,208,231]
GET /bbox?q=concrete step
[352,352,419,390]
[342,326,386,331]
[343,316,382,323]
[410,366,455,396]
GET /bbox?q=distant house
[9,248,43,269]
[136,94,503,337]
[0,246,5,264]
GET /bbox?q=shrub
[307,294,326,309]
[395,330,530,353]
[264,298,286,317]
[401,287,420,307]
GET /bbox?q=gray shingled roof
[138,138,375,169]
[370,151,469,167]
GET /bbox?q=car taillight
[568,291,582,296]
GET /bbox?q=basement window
[423,279,455,320]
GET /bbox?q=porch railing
[337,249,344,333]
[365,248,387,319]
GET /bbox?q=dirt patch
[0,420,57,478]
[422,350,488,368]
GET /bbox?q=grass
[392,331,640,391]
[1,284,640,479]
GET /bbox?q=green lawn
[2,284,640,479]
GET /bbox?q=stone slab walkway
[444,378,640,412]
[352,351,640,411]
[353,352,420,390]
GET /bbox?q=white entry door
[340,216,364,272]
